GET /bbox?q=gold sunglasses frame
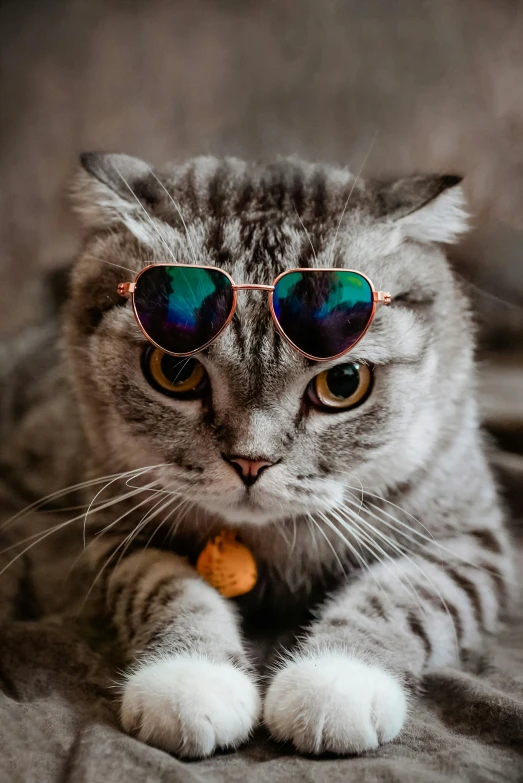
[118,264,391,362]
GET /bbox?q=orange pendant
[196,530,257,598]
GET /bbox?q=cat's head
[66,153,471,527]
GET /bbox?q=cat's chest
[165,527,349,623]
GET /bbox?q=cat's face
[67,155,471,527]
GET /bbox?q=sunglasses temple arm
[374,291,392,305]
[117,282,136,297]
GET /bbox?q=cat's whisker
[316,511,388,601]
[79,536,140,614]
[161,498,193,545]
[93,489,165,540]
[0,484,153,561]
[113,524,151,571]
[122,483,181,495]
[304,515,321,562]
[141,494,194,556]
[123,465,170,490]
[306,513,348,579]
[316,510,367,567]
[134,493,186,552]
[0,466,161,533]
[38,500,116,515]
[316,510,380,584]
[346,494,512,584]
[289,515,298,555]
[109,493,194,577]
[337,470,465,556]
[339,507,458,646]
[146,165,199,265]
[65,487,176,581]
[330,131,378,264]
[347,484,438,542]
[81,254,136,274]
[110,161,179,265]
[170,357,195,387]
[276,518,292,547]
[325,467,427,533]
[79,493,176,612]
[344,493,425,552]
[172,499,195,538]
[293,202,318,266]
[334,473,445,546]
[0,511,112,579]
[325,506,427,610]
[139,518,167,556]
[333,512,429,619]
[0,518,81,558]
[61,485,170,579]
[166,498,193,543]
[123,470,184,496]
[84,465,164,547]
[346,474,365,515]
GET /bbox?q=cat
[3,152,513,758]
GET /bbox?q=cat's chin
[197,495,299,527]
[193,482,346,527]
[208,503,288,527]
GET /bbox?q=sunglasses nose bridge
[232,284,275,292]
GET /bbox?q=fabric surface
[0,357,522,783]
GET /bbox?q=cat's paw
[264,652,407,755]
[121,656,261,758]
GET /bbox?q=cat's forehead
[75,154,461,298]
[153,158,426,289]
[162,156,361,223]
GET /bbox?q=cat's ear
[70,152,162,239]
[377,174,469,244]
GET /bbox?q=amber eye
[308,362,372,410]
[143,347,208,397]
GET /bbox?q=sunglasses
[117,265,391,362]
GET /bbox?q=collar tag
[196,530,257,598]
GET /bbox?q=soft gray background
[1,0,523,346]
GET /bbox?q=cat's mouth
[237,493,264,511]
[181,468,348,526]
[191,485,292,525]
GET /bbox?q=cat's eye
[143,347,208,397]
[308,362,372,410]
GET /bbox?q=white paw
[121,656,261,758]
[264,652,407,755]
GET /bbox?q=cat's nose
[222,455,275,487]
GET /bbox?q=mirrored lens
[134,266,234,354]
[272,270,374,359]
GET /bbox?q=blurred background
[1,0,523,351]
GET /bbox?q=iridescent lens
[134,266,234,354]
[272,270,374,359]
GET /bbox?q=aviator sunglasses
[118,265,391,362]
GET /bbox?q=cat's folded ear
[376,174,469,244]
[70,152,162,238]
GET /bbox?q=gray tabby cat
[4,153,513,758]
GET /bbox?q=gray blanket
[1,614,522,783]
[0,359,522,783]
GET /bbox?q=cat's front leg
[95,543,260,757]
[265,531,510,754]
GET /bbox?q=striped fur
[1,153,513,757]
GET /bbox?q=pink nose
[225,456,274,487]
